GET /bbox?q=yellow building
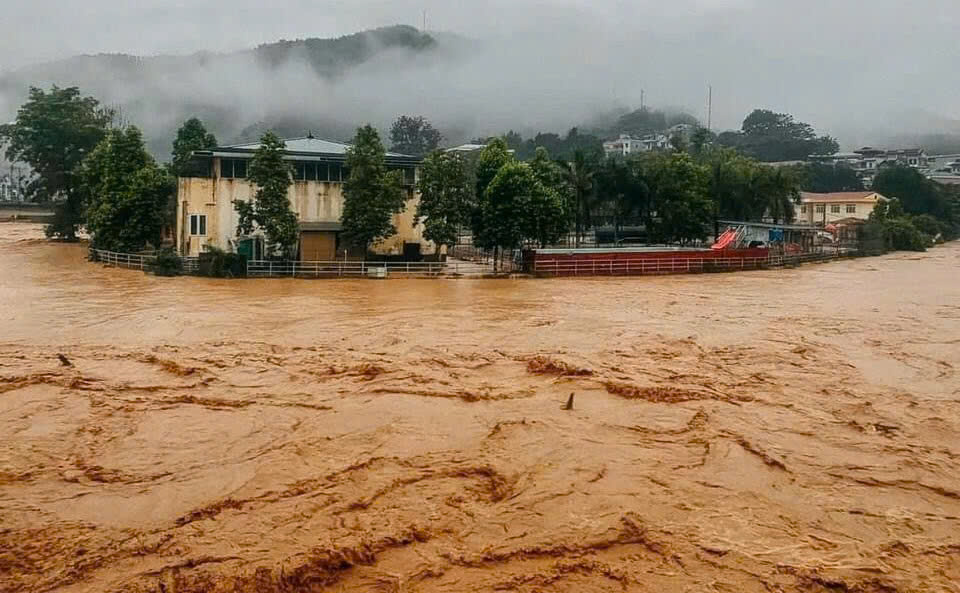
[175,136,430,259]
[795,191,890,226]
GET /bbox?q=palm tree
[561,150,596,247]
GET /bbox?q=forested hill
[0,25,441,154]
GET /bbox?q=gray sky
[2,0,958,141]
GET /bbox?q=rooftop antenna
[422,9,427,31]
[640,89,645,111]
[307,130,315,139]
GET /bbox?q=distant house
[808,147,929,187]
[795,191,889,226]
[176,136,430,260]
[603,133,670,158]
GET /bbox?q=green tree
[800,163,864,193]
[476,161,565,259]
[560,150,596,246]
[171,118,218,177]
[389,115,442,157]
[720,109,839,162]
[82,127,174,251]
[416,150,472,252]
[595,157,650,240]
[474,138,513,198]
[0,86,112,239]
[525,149,569,246]
[645,153,712,243]
[341,125,406,254]
[872,165,948,219]
[233,132,298,257]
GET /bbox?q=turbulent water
[2,222,959,593]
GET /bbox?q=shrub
[884,219,930,252]
[148,248,184,276]
[198,246,246,278]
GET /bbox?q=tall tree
[341,125,406,254]
[560,150,596,246]
[416,150,473,253]
[171,118,218,177]
[719,109,839,162]
[81,127,174,252]
[800,163,864,193]
[0,86,112,239]
[389,115,442,157]
[645,153,712,244]
[872,165,949,219]
[233,132,298,257]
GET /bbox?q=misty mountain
[0,26,447,156]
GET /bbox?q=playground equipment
[711,225,746,250]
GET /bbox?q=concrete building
[176,136,429,260]
[0,175,22,202]
[603,133,670,158]
[809,147,929,187]
[795,191,890,226]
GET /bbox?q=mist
[2,0,959,156]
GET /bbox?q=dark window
[316,162,329,182]
[190,214,207,236]
[831,204,841,213]
[404,167,416,186]
[329,163,342,182]
[220,159,233,178]
[221,158,248,179]
[294,161,307,181]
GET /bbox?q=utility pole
[707,85,713,131]
[422,9,427,31]
[640,89,645,111]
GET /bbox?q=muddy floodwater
[2,222,959,592]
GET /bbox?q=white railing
[246,260,471,278]
[90,249,199,272]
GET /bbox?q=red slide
[711,229,736,250]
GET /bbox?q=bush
[198,246,247,277]
[148,248,184,276]
[909,214,945,241]
[884,219,931,252]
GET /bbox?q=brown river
[2,222,959,592]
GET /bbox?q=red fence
[527,248,787,277]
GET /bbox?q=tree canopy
[171,118,218,177]
[872,165,950,219]
[389,115,442,157]
[719,109,839,162]
[416,150,472,250]
[233,132,298,257]
[82,126,174,252]
[341,125,406,253]
[0,86,113,239]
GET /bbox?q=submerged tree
[341,125,406,254]
[560,150,596,246]
[233,132,298,257]
[416,150,472,253]
[0,86,112,239]
[81,126,174,252]
[389,115,442,157]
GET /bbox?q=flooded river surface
[2,222,959,592]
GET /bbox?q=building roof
[799,191,888,203]
[199,136,420,164]
[446,143,489,152]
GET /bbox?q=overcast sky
[2,0,958,139]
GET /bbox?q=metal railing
[530,250,859,277]
[246,260,468,278]
[90,249,200,272]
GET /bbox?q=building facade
[603,133,670,158]
[809,147,930,187]
[176,137,429,259]
[795,191,889,226]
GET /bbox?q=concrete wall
[178,158,430,257]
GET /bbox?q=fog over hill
[2,0,959,158]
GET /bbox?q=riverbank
[2,222,959,592]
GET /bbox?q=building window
[190,214,207,236]
[801,205,808,214]
[847,204,857,213]
[815,204,825,213]
[831,204,841,213]
[221,158,247,179]
[328,163,343,183]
